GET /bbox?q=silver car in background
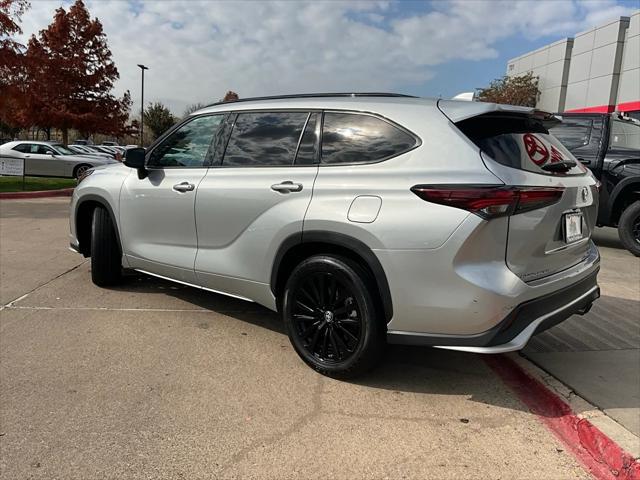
[0,140,116,178]
[68,144,114,160]
[68,93,600,378]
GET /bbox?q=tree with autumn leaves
[477,72,540,107]
[0,0,29,137]
[1,0,130,143]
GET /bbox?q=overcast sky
[17,0,637,116]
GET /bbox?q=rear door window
[222,112,308,167]
[321,112,417,165]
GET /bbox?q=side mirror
[124,148,147,179]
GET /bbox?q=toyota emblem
[581,187,589,202]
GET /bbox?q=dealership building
[506,10,639,117]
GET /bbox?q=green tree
[143,102,176,139]
[477,72,539,107]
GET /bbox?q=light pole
[137,64,149,147]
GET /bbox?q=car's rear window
[456,113,585,176]
[549,116,593,150]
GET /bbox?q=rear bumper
[387,268,600,353]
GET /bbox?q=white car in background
[0,140,116,179]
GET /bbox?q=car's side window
[222,112,309,167]
[609,120,640,150]
[549,117,594,150]
[147,115,223,168]
[36,145,53,155]
[321,112,417,165]
[12,144,31,153]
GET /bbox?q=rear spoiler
[437,99,560,128]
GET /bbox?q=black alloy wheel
[618,201,640,256]
[291,271,362,363]
[283,255,385,378]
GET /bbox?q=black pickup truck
[550,112,640,256]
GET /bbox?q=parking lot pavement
[0,198,616,479]
[0,198,85,305]
[524,228,640,439]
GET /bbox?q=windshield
[609,120,640,151]
[549,117,593,150]
[52,144,75,155]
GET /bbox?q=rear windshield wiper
[542,160,577,172]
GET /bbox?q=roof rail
[204,92,418,108]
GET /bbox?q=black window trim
[319,109,421,167]
[144,112,225,170]
[215,109,321,169]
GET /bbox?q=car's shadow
[109,272,561,417]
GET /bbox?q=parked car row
[0,140,117,178]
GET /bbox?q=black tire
[90,207,122,286]
[618,201,640,257]
[73,164,92,179]
[282,255,385,379]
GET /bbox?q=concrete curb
[485,354,640,480]
[0,188,74,200]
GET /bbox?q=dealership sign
[0,156,24,176]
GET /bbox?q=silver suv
[69,93,600,378]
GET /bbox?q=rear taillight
[410,185,564,219]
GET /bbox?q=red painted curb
[0,188,74,200]
[485,355,640,480]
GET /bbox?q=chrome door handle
[271,181,303,193]
[173,182,195,193]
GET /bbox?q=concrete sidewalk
[524,228,640,443]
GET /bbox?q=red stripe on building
[485,355,640,480]
[616,101,640,112]
[565,105,615,114]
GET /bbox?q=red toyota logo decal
[523,133,549,165]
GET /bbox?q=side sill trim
[134,269,254,303]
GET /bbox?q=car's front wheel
[282,255,385,378]
[618,201,640,257]
[90,207,122,286]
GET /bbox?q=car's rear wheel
[90,207,122,286]
[73,164,92,179]
[282,255,385,378]
[618,201,640,257]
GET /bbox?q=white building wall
[506,10,639,114]
[617,10,640,110]
[506,39,572,112]
[565,16,628,112]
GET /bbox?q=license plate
[564,212,583,243]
